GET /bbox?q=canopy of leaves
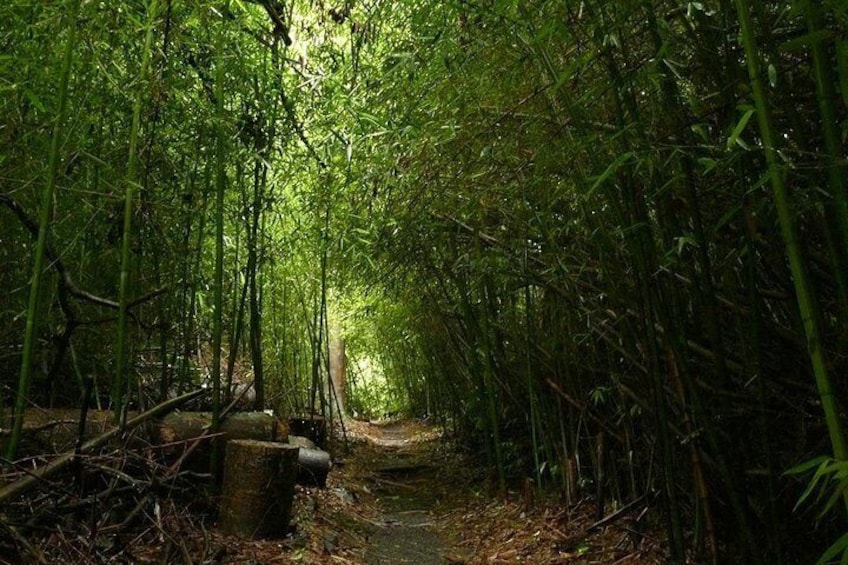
[2,1,848,562]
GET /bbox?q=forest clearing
[2,1,848,563]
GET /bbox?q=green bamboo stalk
[524,278,542,494]
[451,262,495,473]
[310,203,331,417]
[113,0,160,424]
[476,245,505,492]
[741,205,782,562]
[180,178,209,393]
[640,5,758,559]
[804,0,848,325]
[248,158,265,410]
[211,0,230,472]
[225,274,249,400]
[593,29,686,558]
[224,168,244,403]
[735,0,848,469]
[5,0,82,459]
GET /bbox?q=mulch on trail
[325,418,667,564]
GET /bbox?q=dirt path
[321,419,666,565]
[361,423,445,564]
[187,418,667,563]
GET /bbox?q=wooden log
[2,410,289,458]
[0,389,206,505]
[287,434,316,450]
[155,411,288,447]
[218,440,299,539]
[154,411,289,478]
[0,409,141,455]
[297,447,331,487]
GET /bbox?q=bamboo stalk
[734,0,848,471]
[804,0,848,326]
[210,0,231,478]
[6,0,82,459]
[248,157,265,410]
[113,0,161,423]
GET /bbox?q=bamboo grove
[1,1,848,562]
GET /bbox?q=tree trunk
[329,323,346,418]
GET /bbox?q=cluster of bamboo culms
[350,1,848,563]
[1,0,848,562]
[0,1,342,466]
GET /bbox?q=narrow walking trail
[287,419,667,564]
[282,418,465,563]
[359,422,445,564]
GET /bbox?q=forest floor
[279,418,667,564]
[1,417,668,564]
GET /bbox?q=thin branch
[0,192,169,312]
[0,388,207,505]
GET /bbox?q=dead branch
[0,519,47,564]
[587,495,645,532]
[0,388,206,505]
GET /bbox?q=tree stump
[218,440,299,539]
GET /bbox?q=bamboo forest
[2,1,848,563]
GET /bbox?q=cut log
[297,447,331,487]
[288,415,326,448]
[287,434,316,450]
[155,411,288,447]
[218,440,299,539]
[1,409,141,455]
[154,411,289,476]
[2,409,289,458]
[0,389,206,505]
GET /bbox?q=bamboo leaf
[676,235,697,256]
[727,108,755,150]
[820,478,848,518]
[713,203,742,234]
[586,152,633,197]
[816,530,848,565]
[697,157,718,174]
[23,88,46,112]
[785,455,829,476]
[792,458,832,510]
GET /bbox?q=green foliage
[2,0,848,561]
[787,456,848,516]
[787,457,848,564]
